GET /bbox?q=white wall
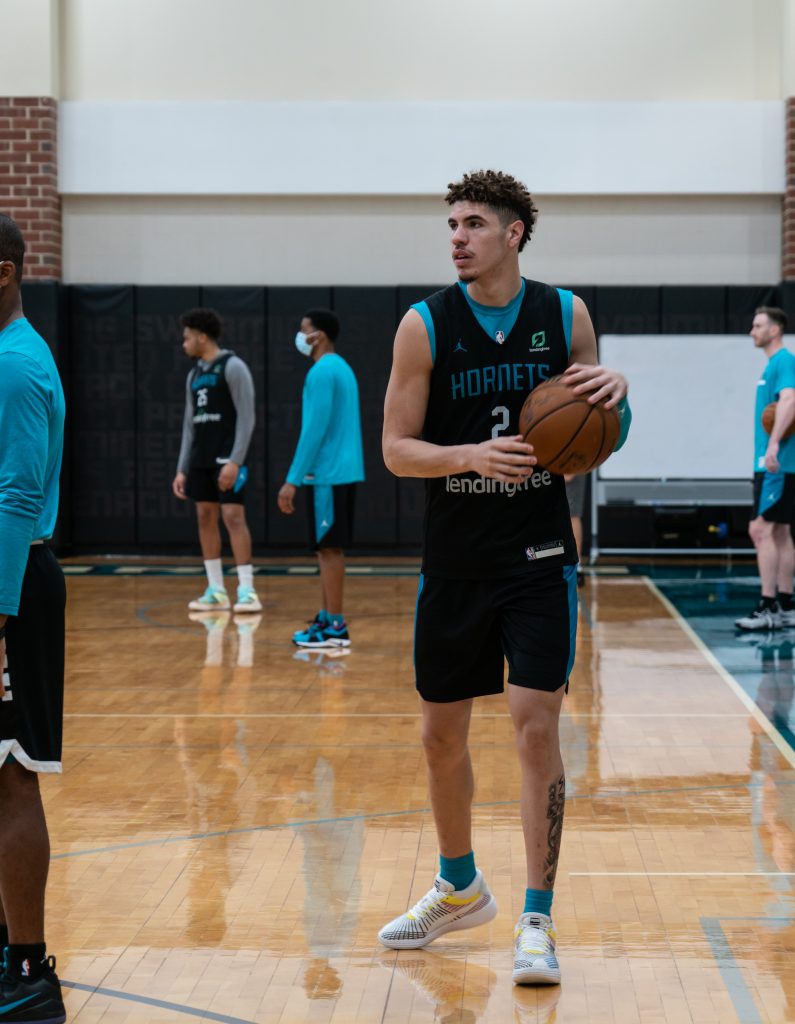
[48,0,793,284]
[61,194,782,286]
[0,0,58,97]
[60,0,786,102]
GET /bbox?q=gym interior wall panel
[266,287,331,546]
[594,287,661,336]
[134,287,200,545]
[660,287,727,334]
[331,287,398,547]
[68,285,136,546]
[726,285,781,333]
[201,287,268,546]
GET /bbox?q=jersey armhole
[556,288,573,355]
[411,302,436,365]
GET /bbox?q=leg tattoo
[542,774,565,889]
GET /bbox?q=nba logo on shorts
[495,330,505,344]
[525,547,536,561]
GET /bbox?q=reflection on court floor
[48,567,795,1022]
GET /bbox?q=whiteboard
[598,334,795,480]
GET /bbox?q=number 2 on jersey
[491,405,510,439]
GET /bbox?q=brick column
[0,96,60,280]
[786,97,795,281]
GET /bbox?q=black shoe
[0,956,65,1023]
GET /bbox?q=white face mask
[295,331,314,357]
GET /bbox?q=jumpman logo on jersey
[454,340,468,354]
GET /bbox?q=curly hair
[179,307,223,341]
[445,170,538,252]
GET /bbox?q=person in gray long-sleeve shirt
[171,307,261,614]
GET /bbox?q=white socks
[204,558,225,591]
[237,564,253,590]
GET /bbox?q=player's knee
[513,713,559,762]
[421,725,467,765]
[196,503,219,526]
[220,504,245,527]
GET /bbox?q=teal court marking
[60,562,422,577]
[701,917,795,1024]
[648,576,795,762]
[61,980,257,1023]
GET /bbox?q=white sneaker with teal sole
[233,586,262,613]
[378,870,497,949]
[188,586,230,611]
[513,912,561,985]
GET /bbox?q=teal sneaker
[0,952,66,1023]
[188,586,230,611]
[294,619,351,649]
[292,611,326,643]
[233,586,262,613]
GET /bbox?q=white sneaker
[188,586,230,611]
[378,870,497,949]
[233,586,262,613]
[735,605,781,631]
[513,912,561,985]
[779,607,795,628]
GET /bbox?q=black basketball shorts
[306,484,357,551]
[752,472,795,524]
[185,465,247,505]
[414,564,578,703]
[0,545,66,772]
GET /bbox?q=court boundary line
[643,577,795,772]
[61,979,257,1023]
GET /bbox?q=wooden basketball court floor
[42,562,795,1023]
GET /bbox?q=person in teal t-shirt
[277,309,364,649]
[736,307,795,631]
[0,214,67,1019]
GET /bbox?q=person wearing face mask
[278,309,365,648]
[172,307,261,614]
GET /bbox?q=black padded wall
[594,287,661,335]
[660,287,727,334]
[726,286,781,334]
[332,287,398,546]
[135,287,200,545]
[201,287,268,546]
[69,286,136,547]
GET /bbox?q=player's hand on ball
[469,436,536,482]
[562,363,627,408]
[278,482,297,514]
[172,472,187,500]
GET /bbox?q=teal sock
[439,851,476,890]
[524,887,553,916]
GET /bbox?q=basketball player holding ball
[380,171,631,985]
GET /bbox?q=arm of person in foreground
[562,295,631,450]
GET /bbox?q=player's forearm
[383,436,475,478]
[770,394,795,445]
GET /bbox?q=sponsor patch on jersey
[525,541,565,561]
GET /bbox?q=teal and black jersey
[417,278,577,579]
[189,351,238,468]
[754,348,795,473]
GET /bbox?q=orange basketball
[762,401,795,439]
[518,376,621,475]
